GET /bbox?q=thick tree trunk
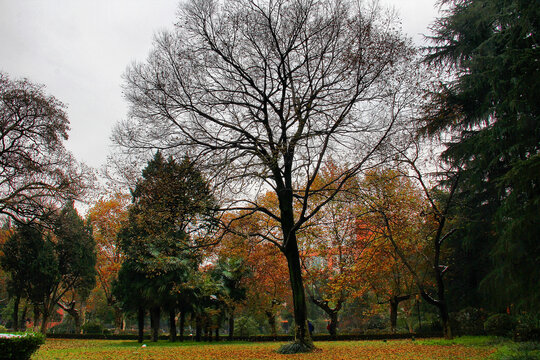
[266,310,277,338]
[20,302,28,330]
[40,309,50,334]
[33,306,41,332]
[150,306,160,342]
[284,238,312,347]
[215,326,219,341]
[169,309,176,342]
[179,311,185,342]
[12,294,20,331]
[328,312,338,338]
[114,306,124,333]
[390,298,398,333]
[137,306,145,343]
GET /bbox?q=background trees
[116,0,416,351]
[0,73,88,223]
[0,202,96,333]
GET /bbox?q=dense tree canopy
[424,0,540,311]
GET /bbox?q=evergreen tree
[424,0,539,311]
[115,152,215,341]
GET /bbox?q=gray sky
[0,0,439,170]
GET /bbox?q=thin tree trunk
[179,311,185,342]
[228,311,234,340]
[40,308,50,334]
[169,309,176,342]
[195,315,202,342]
[137,306,145,343]
[12,294,20,331]
[390,298,398,333]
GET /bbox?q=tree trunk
[169,309,176,342]
[283,237,312,348]
[150,306,160,342]
[195,315,202,342]
[328,311,338,338]
[12,294,20,331]
[113,306,124,333]
[228,312,235,340]
[390,298,398,333]
[137,306,145,343]
[179,311,185,342]
[215,326,219,341]
[40,309,50,334]
[33,306,41,332]
[20,302,28,330]
[266,310,277,338]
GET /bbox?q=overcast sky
[0,0,440,170]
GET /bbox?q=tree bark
[150,306,160,342]
[389,295,410,333]
[33,306,41,332]
[195,315,202,342]
[19,302,28,330]
[284,238,312,346]
[169,309,176,342]
[12,294,20,331]
[179,311,185,342]
[114,306,124,333]
[137,306,145,343]
[228,311,235,340]
[266,310,277,338]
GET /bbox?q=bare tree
[116,0,416,351]
[0,72,88,223]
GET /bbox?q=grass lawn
[31,337,506,360]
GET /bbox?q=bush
[415,320,443,335]
[453,307,487,336]
[484,313,517,337]
[235,316,259,336]
[0,332,45,360]
[82,321,105,334]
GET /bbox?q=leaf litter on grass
[32,339,496,360]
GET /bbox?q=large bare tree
[116,0,416,351]
[0,72,88,223]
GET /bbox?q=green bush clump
[484,313,517,337]
[0,332,45,360]
[454,307,487,335]
[82,321,105,334]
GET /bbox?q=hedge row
[45,332,441,341]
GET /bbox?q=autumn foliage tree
[86,193,129,332]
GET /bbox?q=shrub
[235,316,259,336]
[82,321,105,334]
[484,313,517,337]
[0,332,45,360]
[453,307,487,335]
[415,320,443,335]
